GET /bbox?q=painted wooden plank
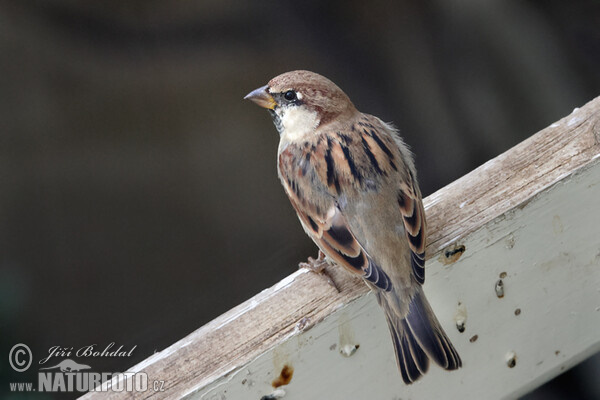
[81,96,600,400]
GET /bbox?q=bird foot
[299,251,340,292]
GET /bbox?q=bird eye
[284,90,297,101]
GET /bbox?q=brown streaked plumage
[245,70,461,384]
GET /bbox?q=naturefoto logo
[8,343,166,394]
[40,359,91,372]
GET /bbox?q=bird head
[245,70,356,140]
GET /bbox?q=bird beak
[244,85,276,110]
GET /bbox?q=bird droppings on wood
[340,343,360,357]
[439,244,466,265]
[338,313,360,357]
[499,271,507,279]
[329,343,337,351]
[260,388,286,400]
[454,302,467,333]
[514,308,521,316]
[469,335,478,343]
[568,115,584,127]
[495,279,505,298]
[555,350,560,356]
[506,352,517,368]
[271,365,294,388]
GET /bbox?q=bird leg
[298,250,340,292]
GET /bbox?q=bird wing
[354,115,428,284]
[397,180,427,284]
[358,116,427,285]
[292,194,393,292]
[278,146,392,291]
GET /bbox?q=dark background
[1,1,599,399]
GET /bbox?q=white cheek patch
[279,106,320,142]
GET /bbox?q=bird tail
[377,288,462,384]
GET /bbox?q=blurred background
[1,1,599,399]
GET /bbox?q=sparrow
[245,70,461,384]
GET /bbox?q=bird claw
[299,251,340,292]
[299,250,327,272]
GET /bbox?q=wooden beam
[82,96,600,399]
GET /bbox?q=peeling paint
[271,365,294,388]
[454,302,467,333]
[506,351,517,368]
[439,244,466,265]
[296,317,312,332]
[505,234,515,249]
[261,388,286,400]
[495,279,505,298]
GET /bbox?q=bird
[245,70,461,384]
